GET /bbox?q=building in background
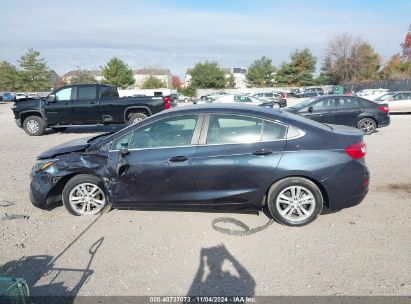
[61,70,103,84]
[133,69,172,89]
[185,67,247,89]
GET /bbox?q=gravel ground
[0,102,410,297]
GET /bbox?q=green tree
[189,61,227,89]
[275,48,317,86]
[226,74,236,88]
[101,57,135,89]
[18,48,52,91]
[179,84,196,97]
[355,43,381,81]
[0,61,19,91]
[245,56,274,87]
[70,70,97,84]
[141,75,166,89]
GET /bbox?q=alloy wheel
[27,120,39,134]
[276,186,316,224]
[68,183,106,215]
[359,119,375,134]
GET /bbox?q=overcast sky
[1,0,410,77]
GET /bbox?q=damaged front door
[106,114,201,207]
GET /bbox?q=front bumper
[29,170,61,209]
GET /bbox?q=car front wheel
[62,174,108,216]
[23,116,46,136]
[267,177,323,226]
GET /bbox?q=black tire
[52,127,68,132]
[127,113,148,125]
[357,117,376,135]
[267,177,323,226]
[23,116,46,136]
[62,174,110,216]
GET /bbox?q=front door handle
[252,149,273,156]
[169,155,188,162]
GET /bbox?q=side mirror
[308,106,314,113]
[46,94,56,104]
[120,143,129,156]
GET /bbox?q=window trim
[199,113,291,146]
[108,113,204,152]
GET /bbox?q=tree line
[1,27,410,93]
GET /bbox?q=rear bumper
[322,160,369,211]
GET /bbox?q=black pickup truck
[12,84,172,136]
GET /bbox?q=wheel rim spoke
[276,185,316,223]
[69,182,106,215]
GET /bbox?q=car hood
[38,136,93,159]
[14,99,42,108]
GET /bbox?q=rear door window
[262,120,287,141]
[207,114,263,144]
[338,97,361,108]
[77,86,97,100]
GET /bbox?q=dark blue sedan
[30,104,369,226]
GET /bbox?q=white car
[15,93,27,100]
[355,89,389,100]
[375,91,411,113]
[176,94,190,102]
[28,93,39,99]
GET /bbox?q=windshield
[289,97,317,110]
[375,93,394,101]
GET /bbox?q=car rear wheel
[62,174,109,216]
[127,113,148,125]
[357,118,376,135]
[267,177,323,226]
[23,116,45,136]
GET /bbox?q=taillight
[345,142,366,159]
[378,105,389,113]
[163,96,171,109]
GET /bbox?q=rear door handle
[252,149,273,156]
[169,155,188,162]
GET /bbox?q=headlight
[33,159,57,172]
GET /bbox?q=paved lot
[0,102,410,296]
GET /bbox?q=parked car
[285,95,390,135]
[215,94,286,108]
[252,92,287,108]
[2,93,14,102]
[200,92,228,101]
[0,95,3,103]
[12,84,172,136]
[29,104,369,226]
[296,87,324,98]
[27,93,39,99]
[288,89,302,97]
[375,91,411,113]
[170,93,191,102]
[355,88,389,100]
[15,93,27,100]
